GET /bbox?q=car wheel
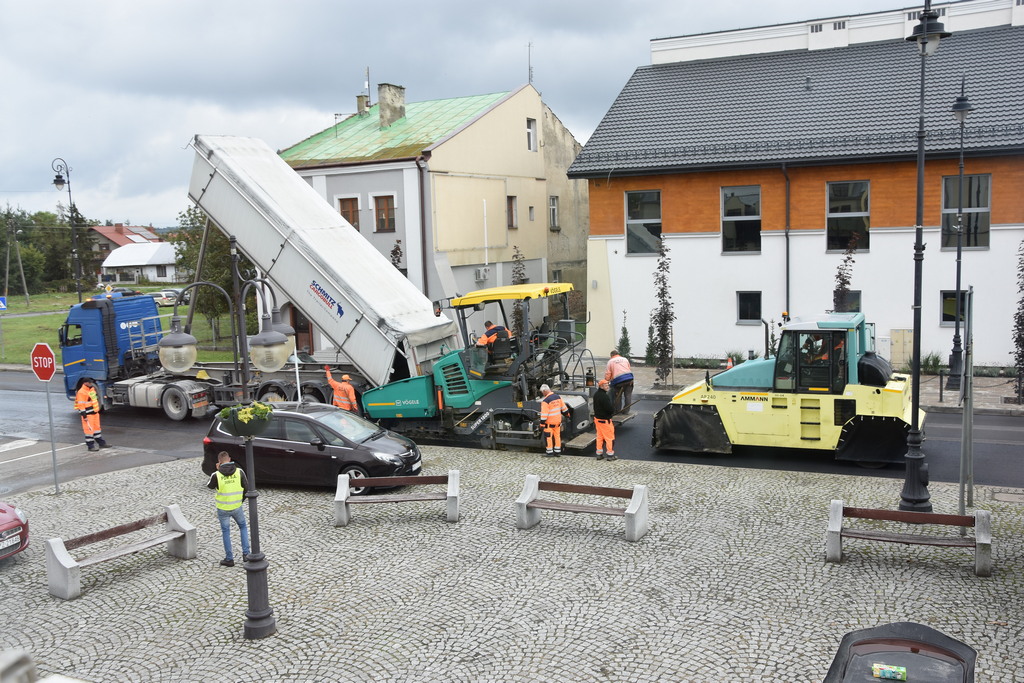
[341,465,370,496]
[162,386,189,421]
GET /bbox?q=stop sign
[31,343,57,382]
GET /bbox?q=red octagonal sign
[31,342,57,382]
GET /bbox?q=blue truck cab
[59,293,163,399]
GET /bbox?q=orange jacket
[540,392,568,425]
[74,384,100,414]
[325,369,357,411]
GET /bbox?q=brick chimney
[378,83,405,128]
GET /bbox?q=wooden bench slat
[348,492,448,505]
[65,513,167,551]
[538,482,632,499]
[355,475,448,488]
[843,506,975,528]
[842,528,976,548]
[77,531,184,567]
[527,499,627,516]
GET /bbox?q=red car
[0,502,29,561]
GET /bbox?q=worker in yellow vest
[74,379,109,451]
[207,451,251,567]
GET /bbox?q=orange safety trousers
[80,413,100,437]
[595,418,615,454]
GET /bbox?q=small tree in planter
[833,232,860,312]
[650,239,676,383]
[1014,240,1024,402]
[617,310,631,358]
[511,246,527,337]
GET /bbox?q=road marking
[0,444,79,465]
[0,439,37,452]
[926,436,1023,446]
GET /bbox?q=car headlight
[14,507,26,524]
[372,452,402,466]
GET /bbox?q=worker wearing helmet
[539,384,570,457]
[74,379,110,451]
[324,366,358,412]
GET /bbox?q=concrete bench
[515,475,649,542]
[334,470,460,527]
[45,504,197,600]
[825,499,992,576]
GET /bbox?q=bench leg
[825,499,844,563]
[974,509,992,577]
[515,474,541,530]
[165,504,197,560]
[334,474,352,527]
[624,484,649,542]
[446,470,460,523]
[45,538,81,601]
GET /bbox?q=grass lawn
[1,290,236,366]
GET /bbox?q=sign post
[30,343,61,494]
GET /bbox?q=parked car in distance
[99,286,144,296]
[149,289,182,307]
[202,402,421,494]
[0,502,29,562]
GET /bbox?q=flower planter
[220,403,273,437]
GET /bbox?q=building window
[551,269,562,283]
[507,196,518,229]
[339,197,360,230]
[833,20,846,30]
[625,191,661,255]
[737,291,761,323]
[827,181,870,251]
[156,265,167,278]
[833,290,862,313]
[941,290,967,325]
[526,118,538,151]
[810,23,823,33]
[373,195,395,233]
[722,186,761,253]
[942,174,990,249]
[548,196,559,230]
[529,206,535,222]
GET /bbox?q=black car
[202,402,421,494]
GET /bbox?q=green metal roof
[280,91,511,168]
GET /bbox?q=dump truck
[59,134,600,449]
[652,312,916,465]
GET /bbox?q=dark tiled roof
[569,24,1023,177]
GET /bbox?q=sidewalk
[2,444,1022,681]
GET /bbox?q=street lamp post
[157,237,293,640]
[946,79,974,392]
[51,158,82,303]
[900,1,950,513]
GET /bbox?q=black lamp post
[51,158,82,303]
[157,238,292,640]
[946,79,974,392]
[900,1,951,513]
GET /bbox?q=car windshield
[288,351,318,364]
[315,410,379,443]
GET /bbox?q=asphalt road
[1,370,1021,497]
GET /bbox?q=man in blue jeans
[207,451,251,567]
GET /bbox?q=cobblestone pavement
[2,446,1022,682]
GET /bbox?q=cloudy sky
[1,0,905,228]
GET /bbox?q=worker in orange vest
[74,379,109,451]
[324,367,358,412]
[539,384,570,457]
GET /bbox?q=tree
[510,246,527,337]
[390,240,404,272]
[617,310,631,358]
[1014,240,1024,402]
[833,232,860,312]
[649,239,676,382]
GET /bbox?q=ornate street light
[51,158,82,303]
[900,1,951,513]
[946,79,974,392]
[156,238,290,640]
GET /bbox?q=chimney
[356,94,369,116]
[378,83,405,128]
[115,224,125,233]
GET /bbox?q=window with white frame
[833,290,862,313]
[827,181,870,250]
[338,197,360,230]
[737,291,761,323]
[722,186,761,252]
[548,196,559,230]
[942,174,990,249]
[940,290,967,325]
[507,196,518,229]
[625,191,661,255]
[373,195,395,233]
[526,118,537,151]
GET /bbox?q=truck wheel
[302,389,325,404]
[162,386,189,421]
[260,388,287,403]
[341,465,370,495]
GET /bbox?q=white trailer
[187,134,459,388]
